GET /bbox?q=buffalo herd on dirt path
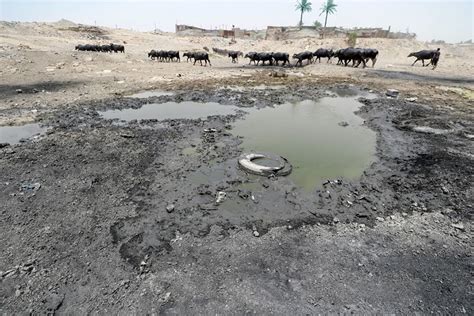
[75,43,125,53]
[73,43,441,69]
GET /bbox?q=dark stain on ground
[0,84,472,313]
[367,69,474,85]
[0,80,85,97]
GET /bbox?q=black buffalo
[408,48,440,68]
[167,50,180,62]
[183,52,195,62]
[228,51,243,63]
[313,48,334,63]
[245,52,258,65]
[272,52,290,66]
[335,48,366,68]
[255,52,273,66]
[361,48,378,67]
[193,52,211,66]
[293,51,313,66]
[110,44,125,53]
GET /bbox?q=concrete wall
[175,24,261,39]
[175,24,416,41]
[266,26,416,40]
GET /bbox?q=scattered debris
[269,71,288,78]
[238,189,251,200]
[215,191,226,204]
[238,152,292,177]
[20,182,41,192]
[15,89,23,94]
[451,223,465,231]
[166,204,175,213]
[386,89,399,98]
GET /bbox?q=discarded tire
[238,152,292,176]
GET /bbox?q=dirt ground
[1,21,473,314]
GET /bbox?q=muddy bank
[0,84,472,313]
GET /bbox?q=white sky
[1,0,473,43]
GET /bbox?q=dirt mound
[52,19,77,28]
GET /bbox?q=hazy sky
[1,0,472,42]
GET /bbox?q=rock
[166,204,175,213]
[215,191,226,204]
[386,89,399,98]
[405,97,418,102]
[451,223,465,231]
[333,217,340,223]
[253,230,260,237]
[401,212,408,217]
[159,292,171,303]
[238,189,251,200]
[338,121,349,127]
[20,182,41,192]
[45,293,64,314]
[269,71,288,78]
[376,217,385,222]
[15,89,23,94]
[55,62,65,69]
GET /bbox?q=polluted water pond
[232,96,377,191]
[99,101,238,121]
[0,123,46,144]
[126,90,174,98]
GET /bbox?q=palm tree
[295,0,313,27]
[320,0,337,28]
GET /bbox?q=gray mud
[0,84,472,314]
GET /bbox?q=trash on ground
[386,89,400,98]
[238,152,292,177]
[215,191,226,204]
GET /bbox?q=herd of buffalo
[73,43,441,69]
[75,43,125,53]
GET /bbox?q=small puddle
[232,96,376,191]
[0,123,46,144]
[99,101,238,121]
[182,146,198,156]
[219,85,285,92]
[126,90,174,98]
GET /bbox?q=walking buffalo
[75,43,124,53]
[192,52,211,66]
[148,50,180,62]
[293,51,313,66]
[272,52,290,66]
[313,48,334,63]
[228,51,243,63]
[245,52,258,65]
[408,48,440,68]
